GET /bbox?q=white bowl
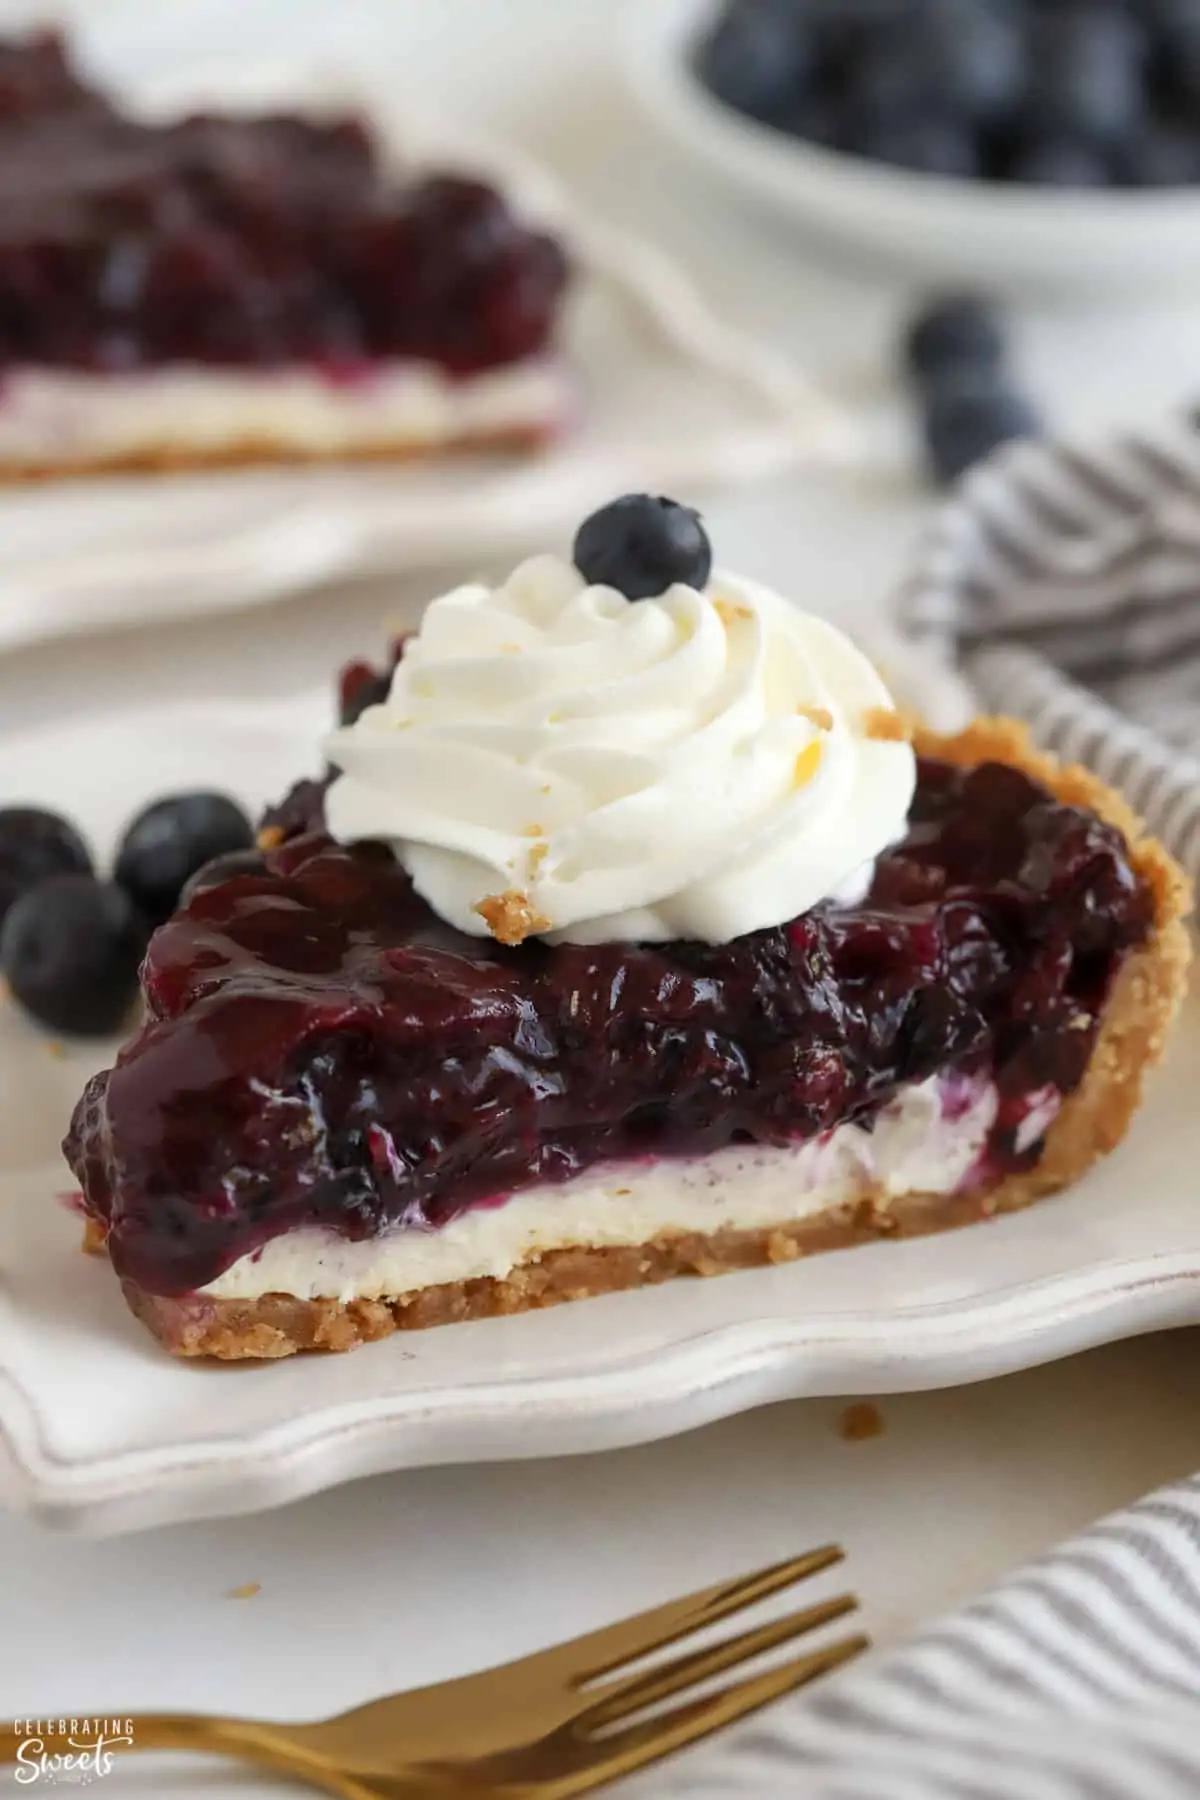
[626,0,1200,293]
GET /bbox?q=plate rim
[0,656,1194,1537]
[4,1245,1200,1533]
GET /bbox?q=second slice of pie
[0,32,570,477]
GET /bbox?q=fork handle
[1,1716,348,1795]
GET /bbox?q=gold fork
[1,1546,865,1798]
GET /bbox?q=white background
[3,3,1200,1793]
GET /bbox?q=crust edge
[102,717,1194,1358]
[0,420,555,484]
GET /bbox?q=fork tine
[577,1633,870,1791]
[540,1546,845,1687]
[583,1591,860,1728]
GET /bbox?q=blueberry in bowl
[632,0,1200,285]
[692,0,1170,190]
[63,495,1191,1358]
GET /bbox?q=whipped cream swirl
[324,555,916,945]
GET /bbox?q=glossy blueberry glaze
[65,754,1152,1296]
[0,33,567,373]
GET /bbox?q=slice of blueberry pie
[0,32,569,478]
[66,496,1192,1357]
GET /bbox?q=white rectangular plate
[0,673,1197,1535]
[0,58,848,657]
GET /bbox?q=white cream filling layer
[201,1074,1022,1304]
[0,358,568,461]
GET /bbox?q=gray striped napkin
[642,1477,1200,1798]
[640,418,1200,1796]
[899,415,1200,891]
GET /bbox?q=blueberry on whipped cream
[572,494,713,600]
[323,497,917,946]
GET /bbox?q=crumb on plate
[839,1401,885,1442]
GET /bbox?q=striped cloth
[645,417,1200,1796]
[899,415,1200,891]
[646,1478,1200,1798]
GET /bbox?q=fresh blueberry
[0,806,92,926]
[1115,117,1200,186]
[847,111,980,179]
[1007,132,1113,186]
[573,495,712,601]
[1022,6,1147,146]
[922,379,1042,486]
[847,0,1024,127]
[179,848,269,909]
[694,0,812,126]
[784,92,846,153]
[803,0,913,83]
[1,874,148,1037]
[1146,0,1200,105]
[905,295,1006,386]
[115,791,255,925]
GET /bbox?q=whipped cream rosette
[325,553,915,945]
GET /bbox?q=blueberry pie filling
[65,497,1190,1357]
[0,32,570,475]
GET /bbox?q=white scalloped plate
[0,57,850,658]
[0,671,1197,1535]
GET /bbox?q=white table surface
[3,2,1200,1790]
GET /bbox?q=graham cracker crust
[0,420,555,484]
[95,718,1193,1359]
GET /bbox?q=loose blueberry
[1,874,148,1037]
[905,295,1006,386]
[922,379,1042,486]
[0,806,92,926]
[573,495,712,601]
[179,848,270,909]
[115,791,255,925]
[694,0,812,126]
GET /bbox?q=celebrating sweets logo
[12,1722,134,1785]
